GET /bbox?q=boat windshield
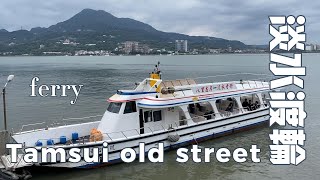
[107,102,122,113]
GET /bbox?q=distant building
[123,41,139,54]
[43,52,63,55]
[209,49,220,53]
[139,44,151,54]
[305,44,315,51]
[39,44,45,49]
[175,40,188,52]
[62,39,79,46]
[63,39,71,45]
[122,41,150,54]
[311,44,316,51]
[75,50,110,56]
[316,44,320,50]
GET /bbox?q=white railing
[192,73,273,79]
[14,114,102,134]
[18,122,47,134]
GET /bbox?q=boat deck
[55,135,92,146]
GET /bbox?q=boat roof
[108,78,270,108]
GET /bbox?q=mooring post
[0,130,9,156]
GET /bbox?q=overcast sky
[0,0,319,44]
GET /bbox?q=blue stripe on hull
[118,91,157,95]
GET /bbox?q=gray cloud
[0,0,319,44]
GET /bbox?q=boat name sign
[192,82,236,94]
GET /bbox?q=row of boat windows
[107,93,270,114]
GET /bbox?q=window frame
[144,111,153,123]
[124,101,137,114]
[153,110,162,122]
[107,102,122,114]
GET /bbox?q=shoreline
[0,52,319,58]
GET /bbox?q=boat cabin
[97,72,270,140]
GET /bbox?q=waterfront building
[306,44,315,51]
[175,40,188,52]
[123,41,139,54]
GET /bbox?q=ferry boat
[1,67,271,169]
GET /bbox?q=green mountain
[48,9,157,33]
[0,9,249,55]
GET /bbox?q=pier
[0,130,9,161]
[0,130,32,179]
[0,130,10,178]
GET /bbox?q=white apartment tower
[175,40,188,52]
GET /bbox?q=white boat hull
[40,109,269,168]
